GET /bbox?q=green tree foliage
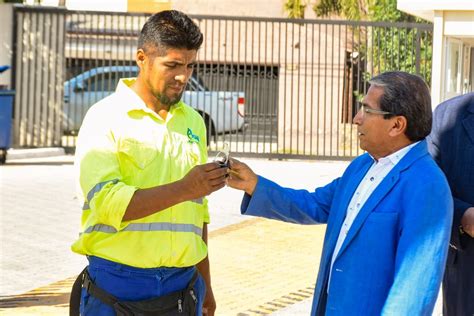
[368,0,418,22]
[312,0,341,17]
[367,26,432,84]
[284,0,307,19]
[313,0,366,20]
[284,0,432,112]
[312,0,419,22]
[293,0,432,84]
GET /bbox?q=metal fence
[11,6,433,159]
[12,6,66,148]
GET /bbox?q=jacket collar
[115,78,184,120]
[333,140,429,261]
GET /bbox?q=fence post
[415,28,421,75]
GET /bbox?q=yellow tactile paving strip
[209,218,325,315]
[0,218,326,315]
[0,278,75,315]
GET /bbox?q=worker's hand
[202,286,216,316]
[461,207,474,237]
[226,158,258,195]
[180,162,228,200]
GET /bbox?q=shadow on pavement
[0,277,74,309]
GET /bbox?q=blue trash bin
[0,90,14,164]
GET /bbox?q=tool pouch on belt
[69,267,199,316]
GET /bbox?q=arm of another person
[381,178,453,315]
[427,120,474,239]
[196,224,216,316]
[227,158,339,224]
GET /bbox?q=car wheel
[0,149,6,164]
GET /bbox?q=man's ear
[136,49,146,68]
[389,116,407,137]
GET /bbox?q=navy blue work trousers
[80,256,206,315]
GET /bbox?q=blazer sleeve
[381,178,453,315]
[427,108,472,248]
[240,175,340,224]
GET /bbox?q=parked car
[62,66,246,143]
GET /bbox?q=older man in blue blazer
[227,71,453,315]
[427,92,474,316]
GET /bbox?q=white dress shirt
[328,141,419,291]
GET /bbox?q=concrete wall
[65,0,170,13]
[397,0,474,22]
[431,11,445,107]
[443,11,474,37]
[25,0,320,18]
[398,0,474,106]
[173,0,319,18]
[194,19,352,155]
[431,10,474,106]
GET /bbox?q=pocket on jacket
[118,138,158,170]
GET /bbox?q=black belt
[69,266,199,316]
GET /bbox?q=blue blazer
[241,140,453,315]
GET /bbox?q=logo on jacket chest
[187,128,200,144]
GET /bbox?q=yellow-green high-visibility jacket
[72,78,209,268]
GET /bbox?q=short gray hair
[369,71,432,141]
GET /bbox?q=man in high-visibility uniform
[72,10,227,316]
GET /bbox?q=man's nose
[174,74,186,83]
[353,110,362,125]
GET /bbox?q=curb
[5,147,66,160]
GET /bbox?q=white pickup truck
[63,65,245,143]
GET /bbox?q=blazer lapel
[462,110,474,144]
[334,170,400,259]
[324,156,373,257]
[315,156,373,301]
[333,141,428,261]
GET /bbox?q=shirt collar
[370,141,420,166]
[115,78,185,115]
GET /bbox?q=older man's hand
[226,158,258,195]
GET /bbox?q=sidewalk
[0,152,346,315]
[0,151,442,315]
